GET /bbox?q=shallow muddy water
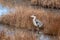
[38,32,58,40]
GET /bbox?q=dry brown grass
[31,0,60,8]
[58,29,60,40]
[43,13,60,35]
[15,30,36,40]
[0,0,17,7]
[0,6,60,35]
[31,0,38,5]
[0,29,36,40]
[1,0,60,8]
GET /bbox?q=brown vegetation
[0,30,36,40]
[0,0,17,7]
[44,13,60,35]
[31,0,60,8]
[0,6,60,35]
[58,29,60,40]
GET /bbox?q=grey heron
[30,15,44,34]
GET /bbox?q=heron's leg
[38,28,40,34]
[36,27,40,34]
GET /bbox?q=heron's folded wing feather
[36,19,43,27]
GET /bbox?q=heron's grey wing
[36,19,43,24]
[36,19,43,27]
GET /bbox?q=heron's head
[30,15,36,19]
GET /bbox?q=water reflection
[39,32,58,40]
[0,4,15,16]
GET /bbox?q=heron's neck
[33,17,36,21]
[32,17,37,26]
